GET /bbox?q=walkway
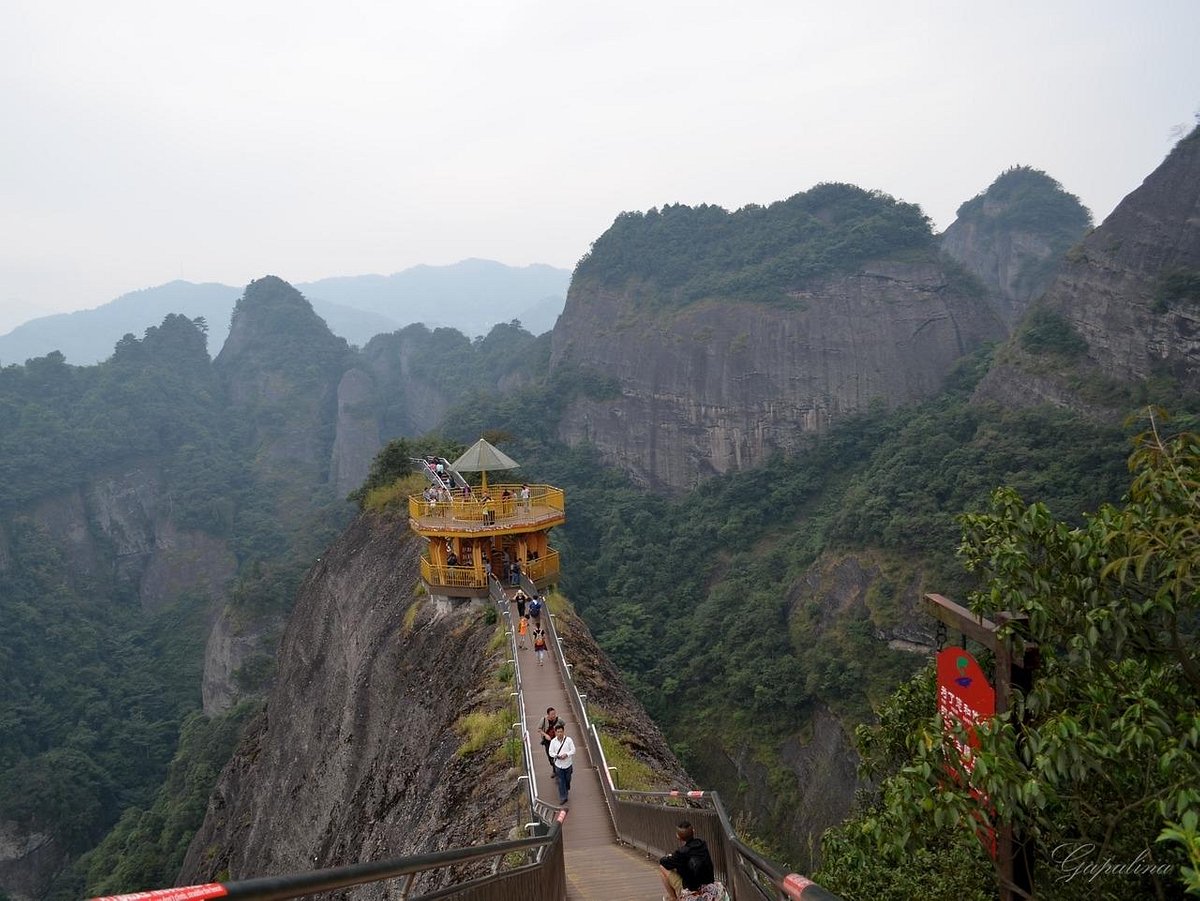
[508,597,664,900]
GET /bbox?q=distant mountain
[0,260,571,365]
[299,259,570,336]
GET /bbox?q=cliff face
[180,515,686,890]
[939,166,1091,326]
[975,128,1200,410]
[552,262,1002,491]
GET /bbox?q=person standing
[659,821,725,901]
[548,723,575,805]
[537,707,561,778]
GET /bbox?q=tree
[818,415,1200,899]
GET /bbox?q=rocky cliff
[180,514,687,891]
[939,166,1091,327]
[553,261,1002,492]
[975,126,1200,412]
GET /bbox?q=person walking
[547,723,575,805]
[537,707,562,779]
[532,627,547,667]
[517,615,528,649]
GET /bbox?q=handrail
[408,486,565,528]
[90,820,569,901]
[421,556,489,589]
[542,608,622,833]
[490,574,543,824]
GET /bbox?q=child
[532,627,547,666]
[517,615,528,649]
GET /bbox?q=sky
[2,1,1198,335]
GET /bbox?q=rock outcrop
[215,276,353,486]
[553,261,1003,492]
[940,166,1091,326]
[975,127,1200,412]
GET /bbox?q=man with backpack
[659,820,727,900]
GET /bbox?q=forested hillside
[574,182,938,308]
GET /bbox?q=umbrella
[451,438,519,491]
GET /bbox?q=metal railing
[92,821,569,901]
[420,552,559,595]
[489,575,552,830]
[421,556,490,591]
[542,605,843,901]
[408,486,565,531]
[524,550,559,585]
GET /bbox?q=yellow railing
[420,556,488,590]
[409,485,565,527]
[526,549,560,584]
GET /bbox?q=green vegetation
[1019,306,1089,357]
[63,703,261,900]
[955,166,1091,239]
[1156,267,1200,311]
[350,435,466,507]
[456,710,511,758]
[584,701,659,790]
[574,183,936,307]
[817,417,1199,898]
[0,524,210,859]
[0,297,350,891]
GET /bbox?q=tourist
[537,707,562,778]
[548,723,575,805]
[659,821,726,901]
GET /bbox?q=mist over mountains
[0,259,570,366]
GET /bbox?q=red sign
[936,646,996,856]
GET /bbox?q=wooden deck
[511,599,664,900]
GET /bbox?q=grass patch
[597,730,658,790]
[363,473,426,514]
[401,600,421,634]
[456,709,510,757]
[544,589,570,618]
[487,619,508,654]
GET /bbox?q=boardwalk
[510,599,664,900]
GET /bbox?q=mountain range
[0,259,571,366]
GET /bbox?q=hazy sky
[2,1,1197,335]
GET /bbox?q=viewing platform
[409,441,566,601]
[408,484,565,537]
